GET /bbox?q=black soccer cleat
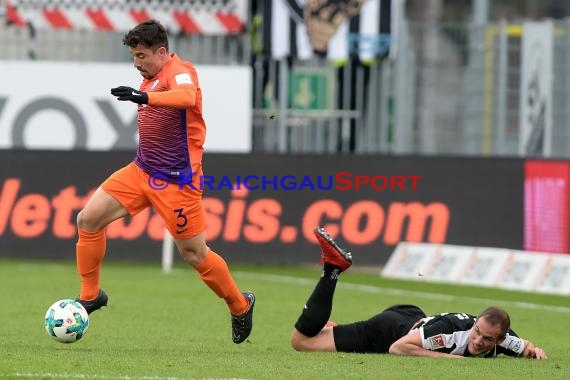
[76,289,108,315]
[231,291,255,344]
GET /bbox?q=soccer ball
[44,299,89,343]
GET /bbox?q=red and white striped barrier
[6,0,247,35]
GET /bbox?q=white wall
[0,61,252,152]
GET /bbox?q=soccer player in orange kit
[74,20,254,344]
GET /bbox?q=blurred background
[1,1,569,294]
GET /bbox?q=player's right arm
[147,65,199,109]
[147,87,196,109]
[389,330,463,358]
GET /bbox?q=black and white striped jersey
[412,312,525,358]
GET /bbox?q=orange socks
[77,231,246,315]
[76,228,106,301]
[195,249,248,315]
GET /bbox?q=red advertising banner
[0,150,524,265]
[524,160,570,253]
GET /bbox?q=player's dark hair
[123,20,169,52]
[478,306,511,337]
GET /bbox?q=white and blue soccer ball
[44,299,89,343]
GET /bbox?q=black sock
[294,263,341,337]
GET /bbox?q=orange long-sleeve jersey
[134,53,205,181]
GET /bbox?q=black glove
[110,86,148,104]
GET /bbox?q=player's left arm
[521,340,548,359]
[499,329,547,359]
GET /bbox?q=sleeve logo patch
[505,337,523,353]
[175,73,193,85]
[430,335,445,349]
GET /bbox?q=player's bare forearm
[521,340,548,359]
[389,332,463,358]
[389,343,463,358]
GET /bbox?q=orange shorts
[101,161,205,239]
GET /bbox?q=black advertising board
[0,150,523,265]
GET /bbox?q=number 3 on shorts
[174,208,188,234]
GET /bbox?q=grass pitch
[0,258,568,380]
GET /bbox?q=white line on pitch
[1,373,252,380]
[237,272,570,314]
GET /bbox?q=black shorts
[333,304,426,353]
